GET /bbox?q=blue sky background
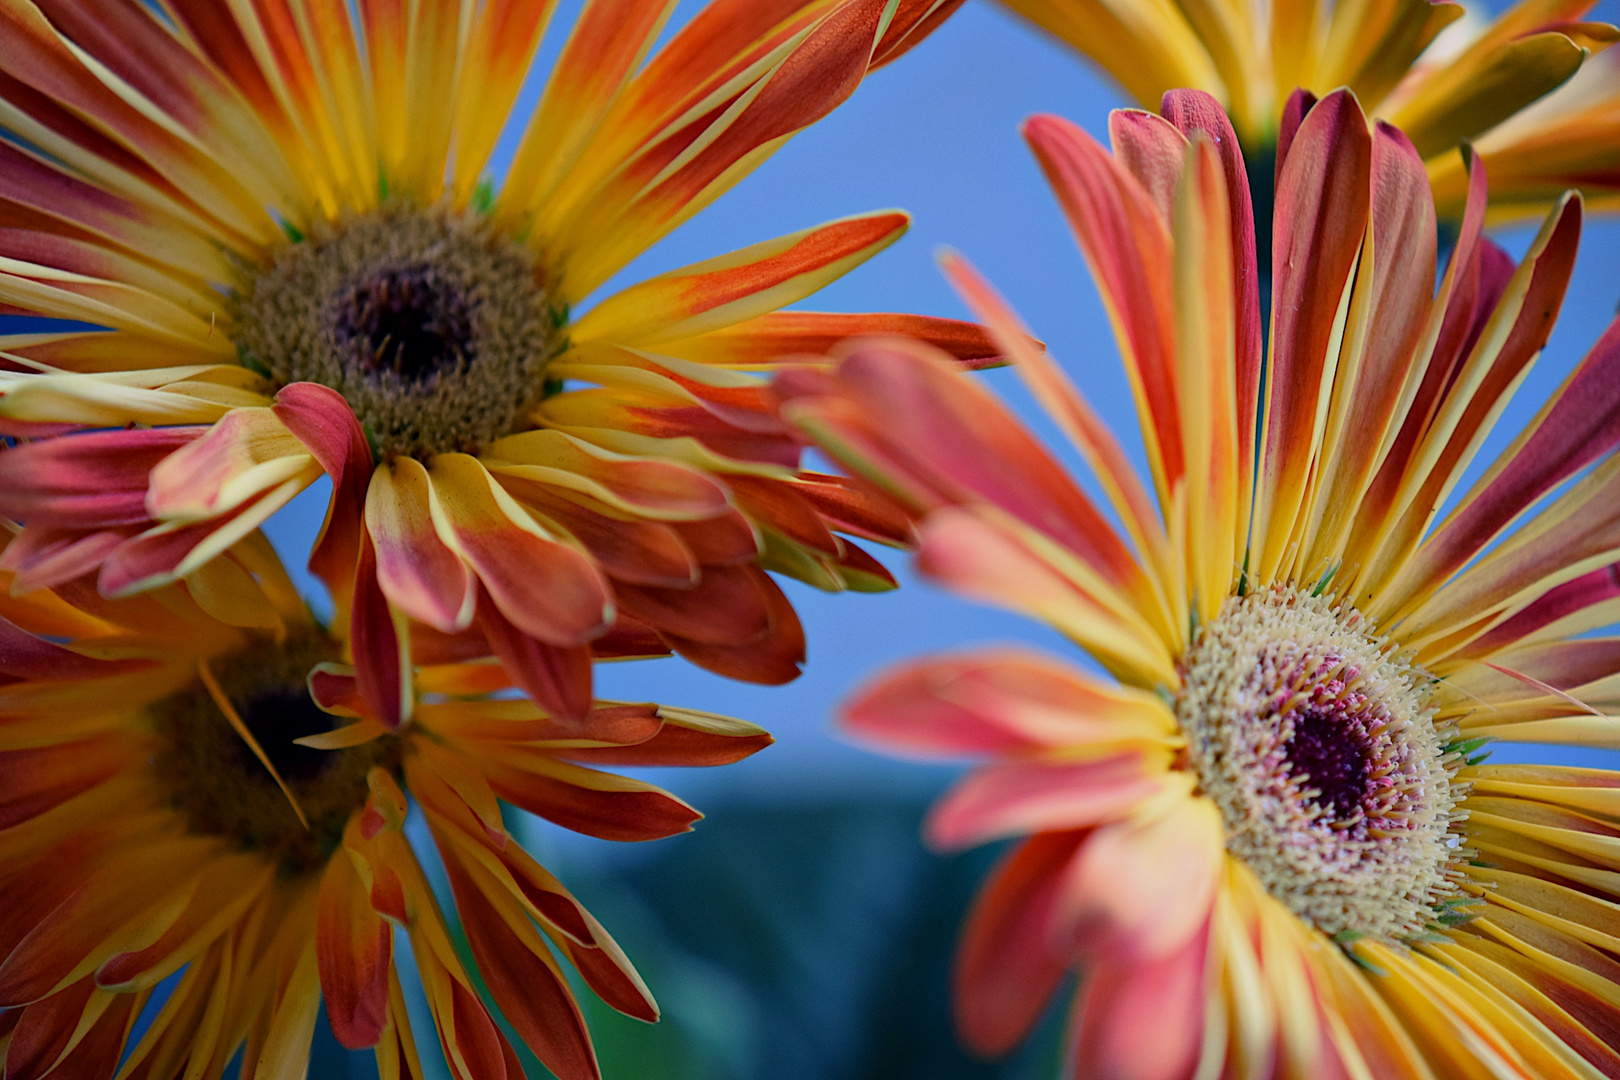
[9,0,1620,1075]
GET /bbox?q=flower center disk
[1175,586,1465,940]
[236,205,555,459]
[150,632,397,873]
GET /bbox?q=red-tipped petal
[274,382,374,591]
[351,531,411,728]
[431,455,612,646]
[954,831,1086,1057]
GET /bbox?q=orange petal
[317,845,392,1050]
[437,848,599,1080]
[572,212,908,348]
[658,309,1005,369]
[473,591,594,723]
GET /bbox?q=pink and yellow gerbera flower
[0,525,768,1080]
[0,0,990,725]
[779,88,1620,1077]
[997,0,1617,215]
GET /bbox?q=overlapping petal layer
[0,0,992,721]
[0,530,769,1079]
[783,88,1620,1077]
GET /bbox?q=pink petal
[1054,796,1224,962]
[842,649,1170,756]
[1070,915,1215,1080]
[926,757,1168,851]
[0,427,202,527]
[954,831,1087,1057]
[0,526,131,594]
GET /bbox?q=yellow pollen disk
[1176,585,1469,940]
[235,204,557,460]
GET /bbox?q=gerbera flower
[777,88,1620,1076]
[996,0,1616,212]
[1431,45,1620,222]
[0,0,990,725]
[0,525,769,1080]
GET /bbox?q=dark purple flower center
[232,684,341,783]
[334,262,474,384]
[1285,706,1374,821]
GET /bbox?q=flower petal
[954,831,1087,1057]
[273,382,374,593]
[925,756,1173,851]
[571,212,908,348]
[842,648,1176,756]
[1069,912,1216,1080]
[365,457,475,634]
[430,454,612,646]
[1054,792,1223,962]
[350,531,412,729]
[473,590,594,723]
[317,846,392,1051]
[0,426,202,528]
[1253,89,1372,584]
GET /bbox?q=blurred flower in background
[1430,44,1620,220]
[0,0,992,728]
[0,528,771,1079]
[995,0,1620,218]
[785,85,1620,1077]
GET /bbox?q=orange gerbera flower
[778,89,1620,1077]
[0,0,989,725]
[997,0,1617,214]
[0,526,768,1080]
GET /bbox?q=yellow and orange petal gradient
[778,88,1620,1077]
[0,0,993,725]
[0,525,769,1080]
[1430,45,1620,222]
[998,0,1618,215]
